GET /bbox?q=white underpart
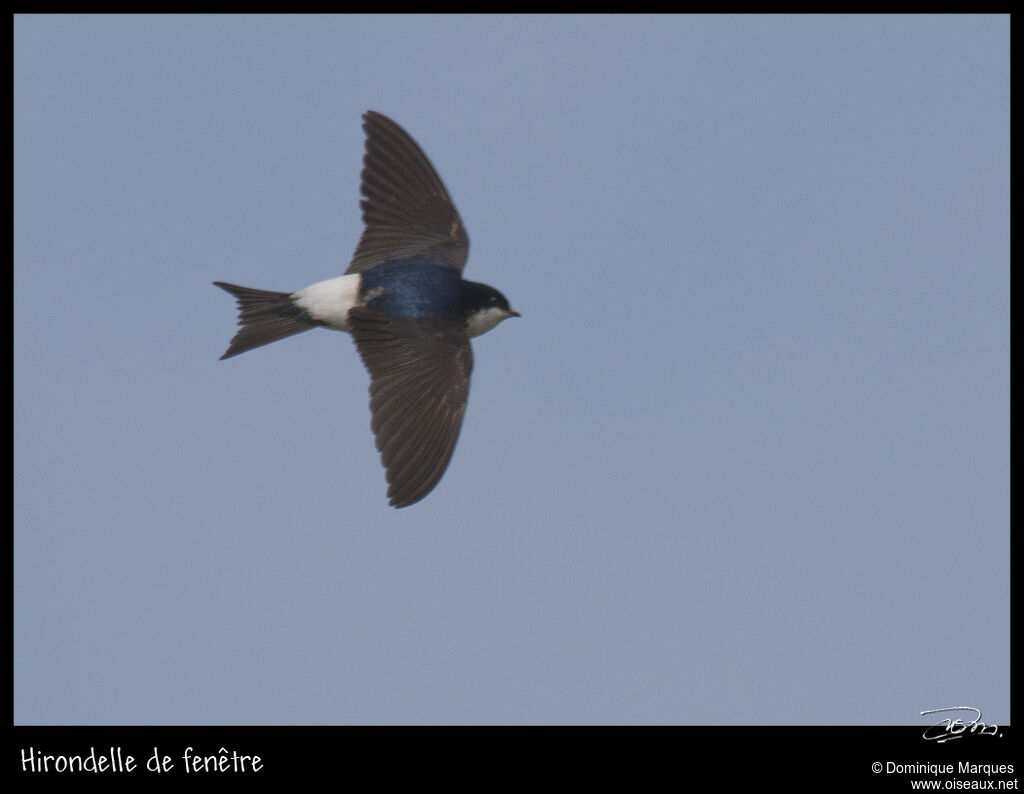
[466,306,516,338]
[292,274,362,331]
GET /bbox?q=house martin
[215,111,518,507]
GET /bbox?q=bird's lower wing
[348,307,473,507]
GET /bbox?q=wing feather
[348,307,473,507]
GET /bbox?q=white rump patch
[292,274,362,331]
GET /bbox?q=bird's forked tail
[213,281,319,360]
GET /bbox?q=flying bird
[215,111,519,507]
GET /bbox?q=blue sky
[14,14,1009,725]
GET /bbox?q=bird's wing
[348,306,473,507]
[346,111,470,275]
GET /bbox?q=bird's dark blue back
[360,259,465,321]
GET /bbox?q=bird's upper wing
[348,305,473,507]
[346,111,470,275]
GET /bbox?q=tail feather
[214,281,319,359]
